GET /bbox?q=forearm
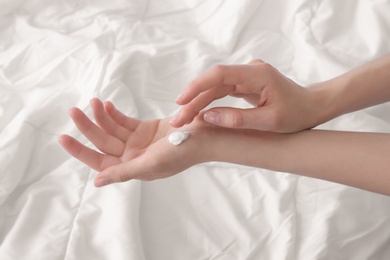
[310,54,390,124]
[207,128,390,195]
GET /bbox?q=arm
[207,128,390,196]
[173,54,390,132]
[312,53,390,124]
[60,99,390,195]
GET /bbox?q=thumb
[94,158,145,187]
[203,107,265,130]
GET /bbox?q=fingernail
[68,107,76,117]
[170,113,179,124]
[204,111,220,124]
[95,178,107,187]
[176,93,183,101]
[90,97,99,105]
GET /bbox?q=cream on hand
[168,131,189,146]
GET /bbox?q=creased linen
[1,0,390,259]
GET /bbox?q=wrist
[202,126,274,168]
[176,115,223,164]
[306,79,344,126]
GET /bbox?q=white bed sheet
[1,0,390,259]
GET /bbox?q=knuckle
[262,63,278,78]
[259,62,273,72]
[182,105,198,119]
[211,64,226,77]
[228,111,244,128]
[118,170,128,183]
[252,62,276,84]
[249,59,264,65]
[252,61,273,73]
[213,64,226,71]
[113,165,132,184]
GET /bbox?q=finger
[94,157,147,187]
[69,107,125,157]
[104,101,140,132]
[58,135,120,171]
[248,59,265,65]
[176,64,250,105]
[90,98,131,142]
[171,84,235,127]
[203,107,273,130]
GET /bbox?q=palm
[120,119,168,161]
[59,99,197,184]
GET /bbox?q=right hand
[171,59,326,133]
[59,98,212,187]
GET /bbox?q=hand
[171,59,325,133]
[59,98,210,187]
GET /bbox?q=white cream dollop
[168,131,189,146]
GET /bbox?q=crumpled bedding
[1,0,390,259]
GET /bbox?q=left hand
[59,98,210,187]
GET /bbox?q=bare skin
[171,59,320,133]
[59,98,390,195]
[59,99,210,186]
[59,54,390,195]
[172,54,390,133]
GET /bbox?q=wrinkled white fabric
[1,0,390,259]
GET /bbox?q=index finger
[176,64,249,105]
